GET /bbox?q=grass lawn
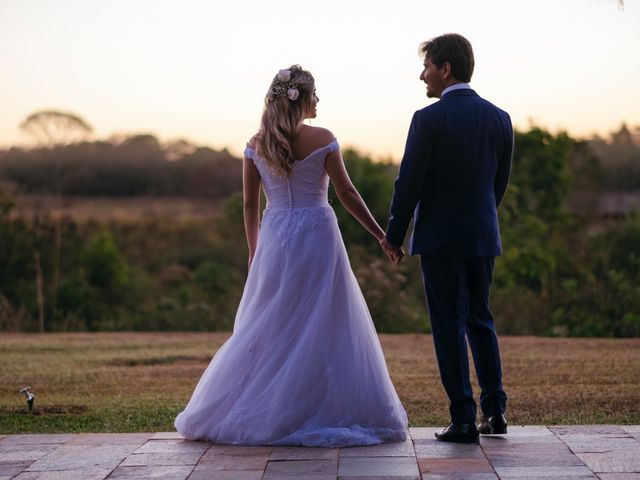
[1,333,639,434]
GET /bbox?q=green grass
[1,333,639,434]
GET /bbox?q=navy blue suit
[386,88,513,424]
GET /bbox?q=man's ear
[442,62,452,80]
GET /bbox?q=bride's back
[245,126,338,209]
[290,126,335,162]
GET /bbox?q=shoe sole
[479,426,507,435]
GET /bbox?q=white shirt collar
[441,83,471,97]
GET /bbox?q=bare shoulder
[246,133,260,149]
[303,126,336,145]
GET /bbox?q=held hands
[379,237,405,264]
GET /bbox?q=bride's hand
[390,246,406,264]
[379,237,404,264]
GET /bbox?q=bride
[174,65,408,447]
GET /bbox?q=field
[10,195,224,222]
[1,333,639,434]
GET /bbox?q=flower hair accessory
[277,69,291,82]
[267,68,300,101]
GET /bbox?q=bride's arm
[326,149,385,242]
[243,155,261,268]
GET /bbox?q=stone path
[1,426,639,479]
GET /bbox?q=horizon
[1,0,639,160]
[1,122,637,163]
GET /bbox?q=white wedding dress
[174,139,408,447]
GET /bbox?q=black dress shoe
[435,422,479,444]
[479,414,508,434]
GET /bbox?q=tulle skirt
[174,205,408,447]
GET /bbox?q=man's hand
[379,237,405,264]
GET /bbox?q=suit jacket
[386,89,513,257]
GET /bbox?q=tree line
[0,126,639,336]
[0,134,241,198]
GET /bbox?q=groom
[381,33,513,444]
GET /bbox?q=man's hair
[419,33,474,83]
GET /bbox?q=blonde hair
[255,65,315,176]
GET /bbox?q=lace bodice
[243,139,339,209]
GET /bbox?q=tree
[20,110,93,147]
[612,124,636,147]
[165,139,197,161]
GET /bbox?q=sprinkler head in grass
[19,386,35,412]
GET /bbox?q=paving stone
[3,426,640,479]
[482,442,571,455]
[12,467,114,479]
[0,435,74,446]
[339,439,415,457]
[107,465,194,479]
[409,427,441,441]
[550,426,627,436]
[264,459,337,478]
[66,433,151,446]
[500,426,554,437]
[485,452,585,467]
[481,436,567,452]
[26,444,137,471]
[120,452,204,467]
[202,444,273,457]
[134,439,210,455]
[489,477,596,480]
[414,440,485,459]
[0,444,62,462]
[337,476,419,480]
[577,451,640,473]
[413,474,497,480]
[151,432,187,440]
[0,460,32,475]
[481,440,569,455]
[559,434,638,453]
[195,455,269,471]
[419,458,493,474]
[493,465,596,478]
[623,430,640,442]
[270,447,338,460]
[187,470,264,480]
[265,476,335,480]
[598,474,640,479]
[338,457,419,477]
[481,437,565,449]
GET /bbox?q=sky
[1,0,639,160]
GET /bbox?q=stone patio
[1,426,639,479]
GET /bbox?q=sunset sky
[1,0,639,160]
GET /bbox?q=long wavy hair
[255,65,315,176]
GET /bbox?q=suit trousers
[420,255,507,424]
